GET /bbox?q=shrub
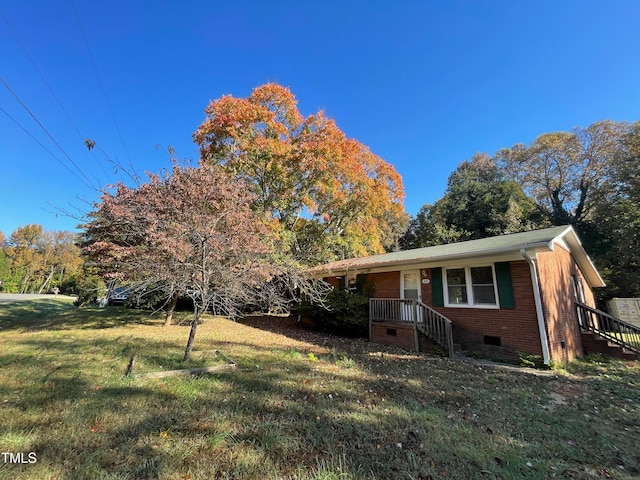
[124,284,167,310]
[299,277,375,338]
[518,352,543,368]
[73,269,106,306]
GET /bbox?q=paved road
[0,293,77,303]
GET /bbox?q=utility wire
[0,76,98,191]
[0,7,111,182]
[70,0,133,168]
[0,105,93,188]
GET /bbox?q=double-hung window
[444,265,498,307]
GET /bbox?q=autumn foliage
[82,84,406,358]
[193,83,408,262]
[1,224,82,294]
[82,164,277,359]
[83,164,269,287]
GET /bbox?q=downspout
[521,249,551,365]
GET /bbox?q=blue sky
[1,0,639,237]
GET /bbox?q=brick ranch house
[308,225,624,365]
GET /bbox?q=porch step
[581,332,639,361]
[369,298,455,358]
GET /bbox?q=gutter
[521,248,551,365]
[310,241,554,277]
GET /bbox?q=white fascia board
[554,229,605,288]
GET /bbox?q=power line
[70,0,133,167]
[0,6,111,182]
[0,105,93,188]
[0,76,98,191]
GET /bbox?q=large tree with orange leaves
[193,83,408,263]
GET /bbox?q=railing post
[368,298,461,358]
[369,298,373,341]
[576,301,640,354]
[413,299,419,352]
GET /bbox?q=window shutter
[338,276,346,291]
[431,268,444,307]
[495,262,515,309]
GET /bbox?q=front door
[400,271,421,321]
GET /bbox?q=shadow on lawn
[6,352,640,479]
[237,315,368,349]
[3,314,639,479]
[0,300,163,331]
[4,363,439,478]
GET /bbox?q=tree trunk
[20,272,31,294]
[164,291,180,327]
[183,306,200,362]
[38,266,56,294]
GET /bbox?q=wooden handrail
[577,302,640,354]
[416,301,455,359]
[369,298,454,358]
[369,298,416,323]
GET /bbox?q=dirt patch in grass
[550,380,589,397]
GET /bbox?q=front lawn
[0,299,638,479]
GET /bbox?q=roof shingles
[309,225,573,274]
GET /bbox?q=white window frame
[443,264,500,309]
[400,270,422,302]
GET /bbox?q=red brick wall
[367,271,401,298]
[371,322,439,354]
[371,322,416,350]
[323,254,597,364]
[324,277,340,289]
[323,264,541,361]
[536,246,595,363]
[423,261,542,362]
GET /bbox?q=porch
[369,298,455,358]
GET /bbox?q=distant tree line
[400,120,640,302]
[0,224,83,294]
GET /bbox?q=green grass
[1,299,639,479]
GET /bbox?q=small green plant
[548,359,563,371]
[308,352,318,362]
[518,352,543,368]
[433,345,446,357]
[306,454,353,479]
[285,348,301,359]
[338,357,355,369]
[330,349,356,368]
